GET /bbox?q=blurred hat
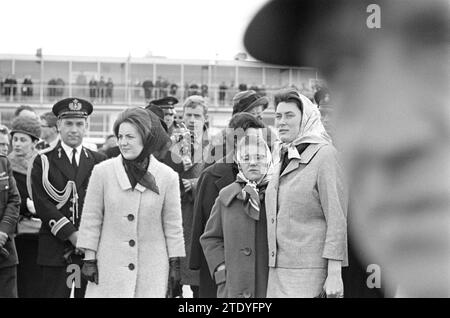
[244,0,376,67]
[52,97,93,119]
[145,105,168,132]
[10,116,41,141]
[232,90,269,115]
[149,96,179,109]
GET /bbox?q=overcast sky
[1,0,267,60]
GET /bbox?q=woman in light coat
[77,108,185,298]
[266,88,348,298]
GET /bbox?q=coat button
[271,251,275,257]
[127,214,134,221]
[128,263,135,270]
[129,240,135,247]
[242,248,252,256]
[5,185,8,189]
[271,218,275,224]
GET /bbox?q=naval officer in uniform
[29,97,106,298]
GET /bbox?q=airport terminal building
[0,53,322,142]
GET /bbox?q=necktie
[71,148,78,176]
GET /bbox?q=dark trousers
[190,285,199,298]
[0,265,18,298]
[40,255,87,298]
[16,235,42,298]
[199,256,217,298]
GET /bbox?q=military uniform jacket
[30,141,106,266]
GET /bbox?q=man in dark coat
[189,113,266,297]
[0,154,21,298]
[30,98,106,298]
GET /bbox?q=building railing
[0,82,316,107]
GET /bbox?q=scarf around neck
[235,171,269,221]
[8,150,37,175]
[121,111,171,194]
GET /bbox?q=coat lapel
[52,142,75,181]
[75,147,95,186]
[266,162,280,217]
[279,159,300,178]
[279,143,326,178]
[114,156,132,191]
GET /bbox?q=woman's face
[239,143,268,181]
[275,102,302,143]
[12,132,35,156]
[117,122,144,160]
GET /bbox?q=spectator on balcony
[3,75,11,98]
[155,76,162,99]
[21,76,33,99]
[219,82,228,106]
[201,84,208,98]
[89,77,97,101]
[76,72,87,98]
[48,78,57,100]
[161,78,169,98]
[4,76,18,101]
[98,76,106,103]
[105,77,114,103]
[142,79,153,102]
[55,78,65,98]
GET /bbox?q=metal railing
[0,83,316,107]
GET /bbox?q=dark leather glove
[81,259,99,284]
[0,247,9,259]
[166,257,182,298]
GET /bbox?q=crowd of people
[0,86,356,298]
[0,0,447,299]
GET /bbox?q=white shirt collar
[61,141,83,165]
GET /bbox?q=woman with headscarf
[266,88,348,298]
[7,116,42,298]
[76,107,185,298]
[200,134,272,298]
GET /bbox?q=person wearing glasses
[201,134,272,298]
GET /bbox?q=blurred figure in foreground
[245,0,450,297]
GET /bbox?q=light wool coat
[77,155,185,298]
